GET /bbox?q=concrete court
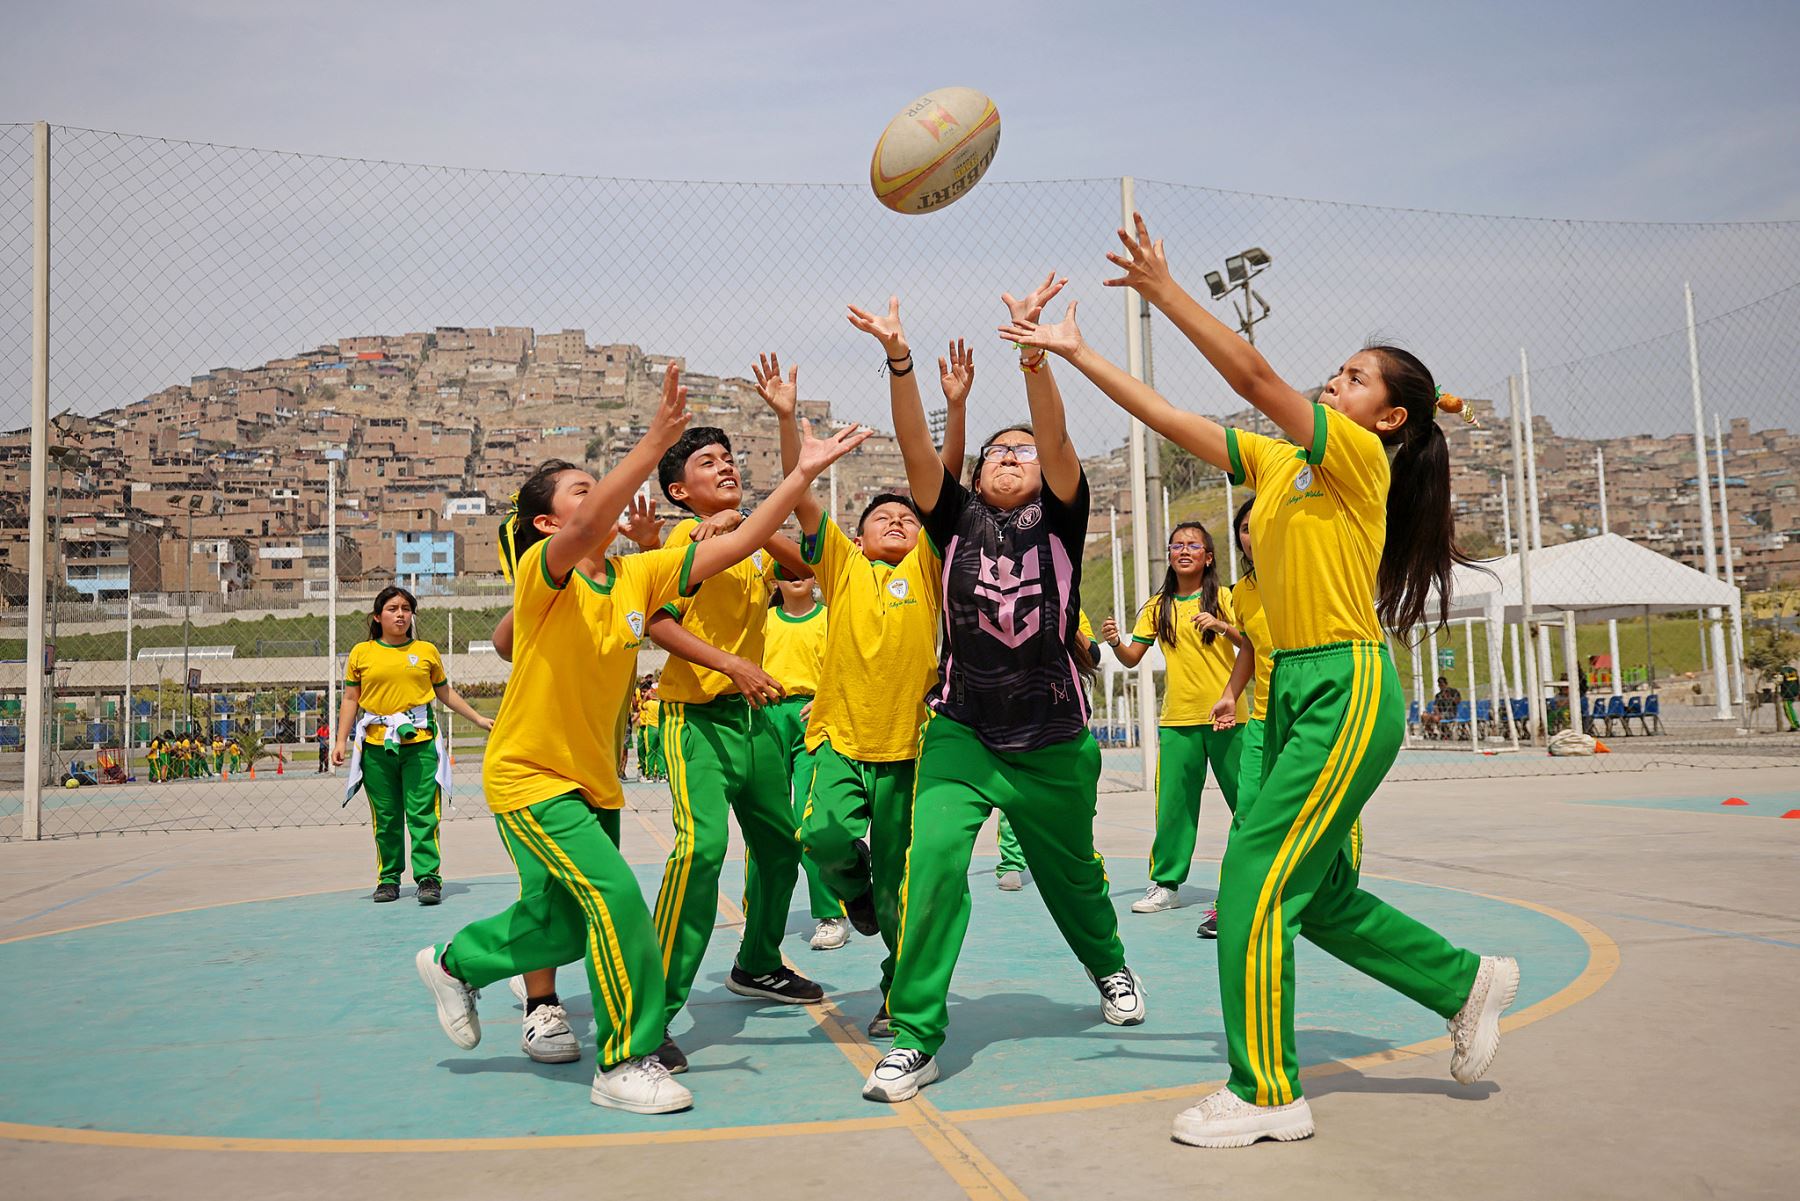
[0,763,1795,1201]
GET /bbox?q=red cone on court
[1722,797,1748,806]
[1781,810,1800,820]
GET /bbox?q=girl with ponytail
[1003,214,1516,1150]
[1097,520,1248,916]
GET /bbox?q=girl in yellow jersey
[1098,520,1248,914]
[637,685,664,781]
[760,576,846,950]
[1008,214,1518,1148]
[414,364,871,1115]
[336,585,493,906]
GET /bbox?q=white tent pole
[1596,449,1624,696]
[1684,284,1732,720]
[1489,603,1518,749]
[1426,626,1441,731]
[1562,611,1583,737]
[1520,349,1554,704]
[1464,617,1481,752]
[1409,626,1426,741]
[1712,414,1745,707]
[1510,375,1545,744]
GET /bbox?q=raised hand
[621,493,664,549]
[1103,212,1175,303]
[646,361,690,450]
[691,508,744,542]
[1002,271,1069,325]
[938,339,974,408]
[846,297,910,357]
[795,418,874,478]
[997,300,1084,359]
[752,353,798,418]
[1100,615,1122,647]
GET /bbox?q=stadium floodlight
[1243,247,1271,268]
[1205,247,1275,345]
[1225,255,1247,284]
[1204,271,1227,300]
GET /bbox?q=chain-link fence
[3,123,1797,838]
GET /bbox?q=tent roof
[1442,533,1740,623]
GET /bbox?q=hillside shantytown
[2,325,1795,610]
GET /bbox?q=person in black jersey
[846,281,1147,1103]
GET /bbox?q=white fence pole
[23,121,52,840]
[1510,375,1545,744]
[1121,175,1157,788]
[1684,284,1732,720]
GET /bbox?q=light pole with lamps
[1203,247,1273,346]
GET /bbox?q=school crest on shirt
[407,654,420,667]
[1015,503,1043,531]
[1293,465,1313,492]
[888,578,909,600]
[626,610,645,639]
[752,551,766,573]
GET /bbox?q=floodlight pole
[23,121,50,839]
[1121,176,1157,789]
[1684,284,1732,720]
[1713,414,1746,708]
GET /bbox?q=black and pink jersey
[921,466,1091,753]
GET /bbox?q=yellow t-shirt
[1131,587,1248,726]
[801,517,943,762]
[1232,570,1275,721]
[655,517,780,704]
[482,537,694,814]
[1226,403,1388,649]
[639,697,661,727]
[1078,609,1094,645]
[763,603,827,697]
[344,639,446,744]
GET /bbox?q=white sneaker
[507,975,528,1005]
[414,945,481,1050]
[996,871,1024,892]
[862,1047,938,1102]
[1092,966,1147,1026]
[521,1002,580,1064]
[1448,955,1520,1084]
[590,1056,693,1114]
[810,917,850,951]
[1131,884,1181,913]
[1171,1086,1315,1148]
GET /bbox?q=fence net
[2,124,1797,838]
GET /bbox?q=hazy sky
[3,0,1797,222]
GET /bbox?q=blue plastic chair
[1604,695,1629,737]
[1408,701,1421,735]
[1643,694,1663,734]
[1450,700,1473,740]
[1475,699,1493,736]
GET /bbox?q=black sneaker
[1196,906,1218,939]
[653,1029,689,1075]
[725,964,825,1005]
[416,879,443,906]
[843,839,881,936]
[373,882,400,903]
[867,1004,894,1040]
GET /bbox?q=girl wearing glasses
[846,280,1147,1104]
[1004,217,1516,1149]
[1099,520,1249,918]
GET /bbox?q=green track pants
[764,696,846,922]
[362,736,442,886]
[1217,642,1478,1107]
[442,792,661,1068]
[653,695,802,1025]
[799,740,914,989]
[888,715,1125,1056]
[1148,723,1242,888]
[995,813,1027,876]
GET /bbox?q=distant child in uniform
[1016,213,1518,1147]
[336,585,493,905]
[758,574,845,951]
[1099,519,1248,915]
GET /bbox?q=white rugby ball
[869,87,1001,215]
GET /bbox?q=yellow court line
[0,840,1617,1184]
[626,806,1029,1201]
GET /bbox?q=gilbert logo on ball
[870,86,1001,215]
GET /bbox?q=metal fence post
[1121,176,1157,790]
[23,121,52,839]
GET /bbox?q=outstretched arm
[753,352,821,534]
[544,362,689,582]
[847,298,944,513]
[1098,615,1150,667]
[999,273,1082,502]
[1105,212,1314,447]
[937,340,972,478]
[1001,302,1230,474]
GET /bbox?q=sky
[2,0,1798,445]
[3,0,1797,222]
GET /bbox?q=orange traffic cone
[276,756,284,775]
[248,764,256,780]
[1723,797,1748,806]
[1781,810,1800,820]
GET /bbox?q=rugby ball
[870,87,1001,215]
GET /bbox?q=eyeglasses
[979,443,1039,463]
[1168,542,1208,553]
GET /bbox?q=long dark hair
[1364,344,1480,631]
[506,458,580,571]
[368,584,417,642]
[1232,495,1255,571]
[1152,520,1222,646]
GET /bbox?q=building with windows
[395,529,460,593]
